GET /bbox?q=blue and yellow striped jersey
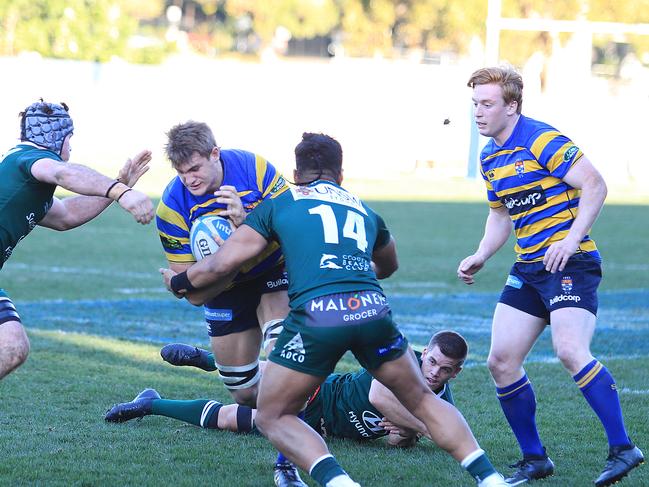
[155,148,288,282]
[480,115,599,263]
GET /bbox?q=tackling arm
[372,236,398,279]
[162,225,269,295]
[31,155,154,225]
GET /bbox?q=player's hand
[159,268,185,298]
[457,253,486,285]
[543,237,580,273]
[118,150,152,187]
[378,418,414,438]
[118,189,155,224]
[214,185,245,227]
[386,431,418,448]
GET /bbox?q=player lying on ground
[106,330,466,447]
[160,132,507,487]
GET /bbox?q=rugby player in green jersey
[106,330,465,449]
[458,65,643,486]
[0,100,154,381]
[160,133,506,487]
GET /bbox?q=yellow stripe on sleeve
[255,154,267,192]
[156,200,189,232]
[529,131,560,160]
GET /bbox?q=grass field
[1,201,647,486]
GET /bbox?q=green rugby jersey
[307,351,454,441]
[244,180,391,308]
[0,144,58,268]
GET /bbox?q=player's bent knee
[487,352,517,379]
[217,359,261,407]
[261,319,284,352]
[0,321,30,377]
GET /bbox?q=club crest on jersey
[561,276,573,294]
[564,145,579,162]
[320,253,342,269]
[486,170,496,181]
[514,160,524,177]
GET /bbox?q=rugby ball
[189,215,233,260]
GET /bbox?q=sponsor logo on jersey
[514,159,525,177]
[564,145,579,162]
[159,235,183,250]
[506,274,523,289]
[320,254,343,269]
[549,294,581,306]
[501,185,547,215]
[348,410,385,438]
[342,254,370,272]
[266,275,288,289]
[269,176,286,195]
[204,308,233,321]
[561,276,573,293]
[307,291,389,326]
[290,183,367,215]
[280,333,305,363]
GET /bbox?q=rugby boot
[505,453,554,485]
[594,444,644,487]
[478,473,508,486]
[160,343,216,371]
[104,388,160,423]
[273,461,308,487]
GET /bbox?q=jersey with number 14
[244,180,390,308]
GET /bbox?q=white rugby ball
[189,215,233,260]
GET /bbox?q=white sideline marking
[619,388,649,395]
[604,263,649,271]
[4,263,152,279]
[115,288,168,294]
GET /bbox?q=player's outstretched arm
[457,206,512,285]
[162,262,237,305]
[31,155,154,225]
[162,225,268,295]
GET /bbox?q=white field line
[4,263,153,279]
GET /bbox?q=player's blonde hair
[467,65,524,114]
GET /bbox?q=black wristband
[170,271,197,293]
[116,188,132,202]
[104,180,120,198]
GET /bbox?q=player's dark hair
[165,121,218,168]
[294,132,342,185]
[467,65,524,114]
[429,330,468,367]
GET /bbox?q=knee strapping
[216,360,261,390]
[0,298,21,325]
[261,319,284,350]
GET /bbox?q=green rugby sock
[151,399,216,427]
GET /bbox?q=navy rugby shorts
[499,253,602,322]
[204,266,288,337]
